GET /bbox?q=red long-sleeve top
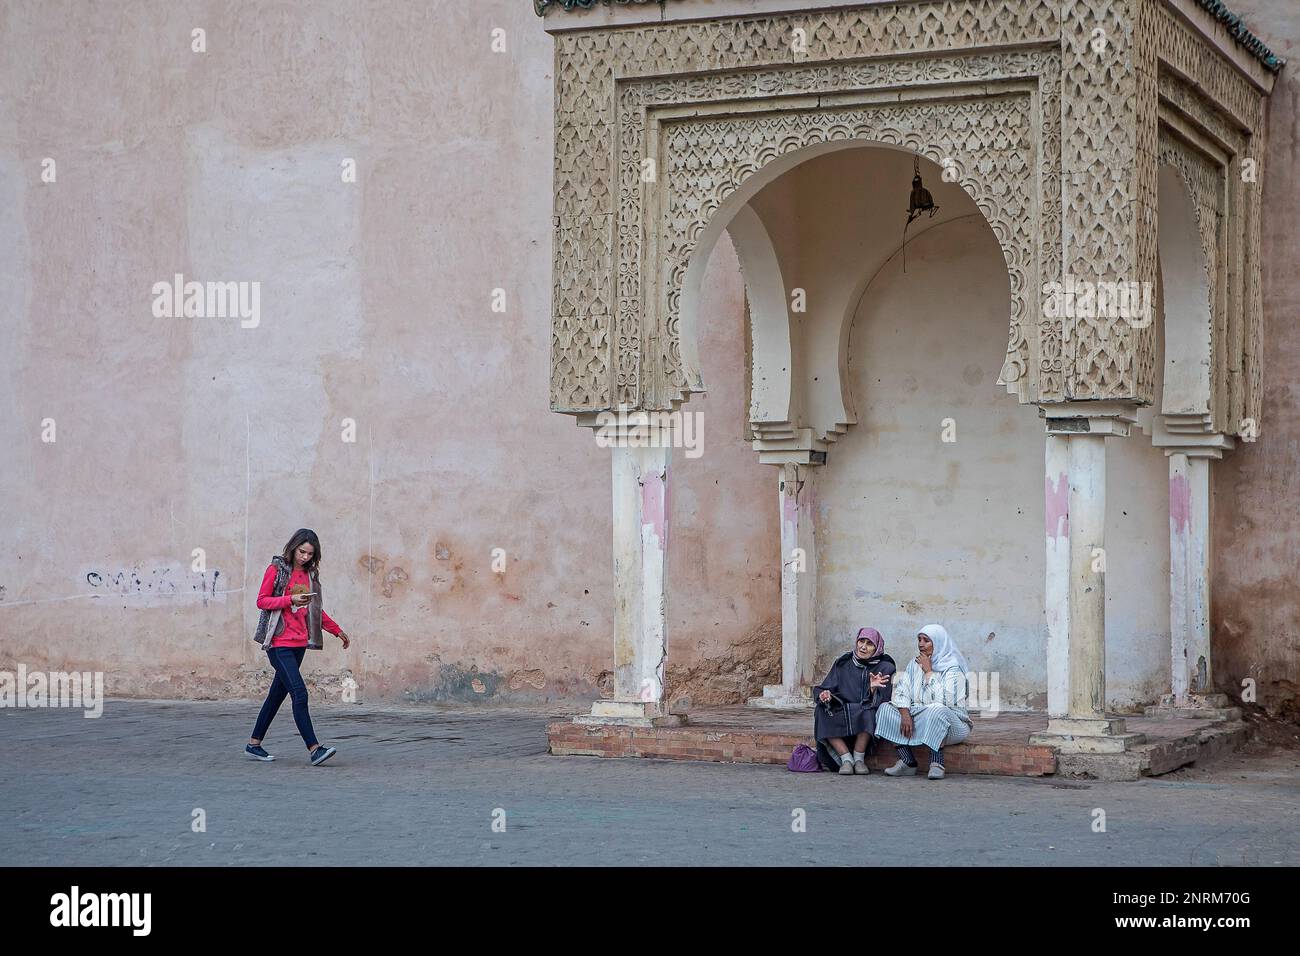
[256,563,342,648]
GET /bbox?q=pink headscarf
[855,627,884,658]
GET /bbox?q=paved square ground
[2,699,1297,866]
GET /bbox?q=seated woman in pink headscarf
[812,627,896,775]
[874,624,973,780]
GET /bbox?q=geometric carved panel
[550,0,1065,412]
[549,0,1274,432]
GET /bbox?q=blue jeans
[251,647,318,749]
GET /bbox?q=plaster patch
[381,566,408,598]
[508,669,547,690]
[665,620,780,706]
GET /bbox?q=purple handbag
[787,743,822,772]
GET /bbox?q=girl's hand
[290,593,311,608]
[339,631,351,650]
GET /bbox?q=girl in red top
[245,529,352,765]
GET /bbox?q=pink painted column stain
[782,489,799,528]
[1169,473,1191,535]
[799,483,815,520]
[642,468,667,549]
[1045,472,1069,539]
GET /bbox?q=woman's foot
[244,744,275,761]
[884,759,916,776]
[927,763,946,780]
[309,745,337,766]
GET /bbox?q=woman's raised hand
[869,672,890,689]
[818,689,832,703]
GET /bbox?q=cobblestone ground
[2,700,1297,866]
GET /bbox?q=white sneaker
[838,759,855,775]
[927,763,946,780]
[884,759,916,776]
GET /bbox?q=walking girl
[245,529,352,765]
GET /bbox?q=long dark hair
[280,528,322,577]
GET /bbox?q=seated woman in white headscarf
[873,624,972,780]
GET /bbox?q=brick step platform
[549,708,1057,776]
[547,707,1251,779]
[1056,718,1251,781]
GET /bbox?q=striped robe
[873,660,972,751]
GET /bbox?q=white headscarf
[919,624,968,674]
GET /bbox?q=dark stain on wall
[403,662,501,703]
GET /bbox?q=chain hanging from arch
[902,155,939,273]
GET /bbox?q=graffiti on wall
[81,563,227,606]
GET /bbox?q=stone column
[749,461,819,709]
[1044,434,1071,719]
[1153,431,1233,705]
[575,412,683,727]
[1032,403,1146,753]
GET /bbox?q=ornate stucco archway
[542,0,1281,747]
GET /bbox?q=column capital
[750,423,828,466]
[1151,425,1236,460]
[576,405,702,458]
[767,453,826,469]
[1040,401,1139,438]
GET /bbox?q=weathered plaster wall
[1210,0,1300,718]
[0,0,778,705]
[668,235,783,706]
[816,216,1170,710]
[2,0,1295,716]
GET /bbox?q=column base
[573,699,687,728]
[1029,717,1147,753]
[746,685,815,711]
[1159,692,1230,708]
[1145,693,1240,722]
